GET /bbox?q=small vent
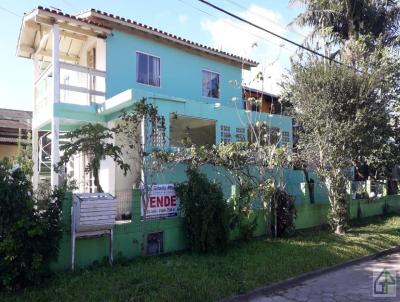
[146,232,164,255]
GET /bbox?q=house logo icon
[373,268,396,297]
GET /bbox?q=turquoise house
[17,6,293,205]
[15,7,399,269]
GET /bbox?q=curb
[223,245,400,302]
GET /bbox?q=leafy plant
[56,123,130,193]
[14,129,33,176]
[175,168,231,253]
[270,189,297,237]
[0,158,64,291]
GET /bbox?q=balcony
[34,62,106,126]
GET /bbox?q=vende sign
[141,184,179,219]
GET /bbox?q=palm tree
[290,0,400,61]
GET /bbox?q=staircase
[38,131,69,184]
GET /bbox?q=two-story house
[17,7,293,216]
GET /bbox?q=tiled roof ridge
[36,6,257,66]
[37,6,110,30]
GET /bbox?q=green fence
[51,188,400,271]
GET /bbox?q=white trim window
[202,70,220,98]
[136,52,160,87]
[220,125,231,143]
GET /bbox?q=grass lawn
[3,215,400,302]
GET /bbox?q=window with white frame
[220,125,231,143]
[281,131,290,144]
[136,52,160,87]
[202,70,220,98]
[235,127,246,142]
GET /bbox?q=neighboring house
[242,86,283,114]
[0,109,32,159]
[16,7,293,202]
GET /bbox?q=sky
[0,0,306,111]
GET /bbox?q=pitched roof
[75,8,258,69]
[0,109,32,130]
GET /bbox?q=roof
[76,8,258,69]
[16,7,112,60]
[0,109,32,130]
[243,86,279,99]
[17,6,258,69]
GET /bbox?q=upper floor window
[136,52,160,87]
[202,70,220,98]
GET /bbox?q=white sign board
[141,184,179,219]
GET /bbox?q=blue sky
[0,0,305,111]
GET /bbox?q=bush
[0,159,63,291]
[176,168,231,253]
[229,193,257,241]
[270,189,297,237]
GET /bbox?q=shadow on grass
[2,215,400,302]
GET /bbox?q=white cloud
[201,4,297,94]
[178,14,188,24]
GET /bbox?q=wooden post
[51,24,60,187]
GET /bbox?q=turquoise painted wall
[106,30,242,107]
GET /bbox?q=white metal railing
[34,62,106,125]
[59,62,106,105]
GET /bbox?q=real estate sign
[141,184,179,219]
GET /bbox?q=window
[170,114,216,147]
[281,131,290,144]
[202,70,220,98]
[136,52,160,87]
[235,127,246,142]
[248,125,280,145]
[220,125,231,143]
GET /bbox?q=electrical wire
[198,0,353,69]
[221,0,308,40]
[0,5,21,18]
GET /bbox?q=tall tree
[291,0,400,61]
[281,50,397,233]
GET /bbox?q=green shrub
[270,189,297,237]
[176,168,231,253]
[229,194,257,241]
[0,159,63,291]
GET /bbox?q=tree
[291,0,400,62]
[0,158,63,291]
[14,129,33,176]
[56,123,130,193]
[281,50,397,233]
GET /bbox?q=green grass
[3,215,400,302]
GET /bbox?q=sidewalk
[232,252,400,302]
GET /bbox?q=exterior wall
[106,30,242,107]
[52,188,400,271]
[0,144,18,159]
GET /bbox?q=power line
[0,5,21,18]
[222,0,308,39]
[177,0,297,55]
[198,0,347,67]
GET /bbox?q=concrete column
[51,24,60,187]
[32,128,39,189]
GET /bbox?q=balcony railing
[34,62,106,124]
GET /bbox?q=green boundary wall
[51,188,400,271]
